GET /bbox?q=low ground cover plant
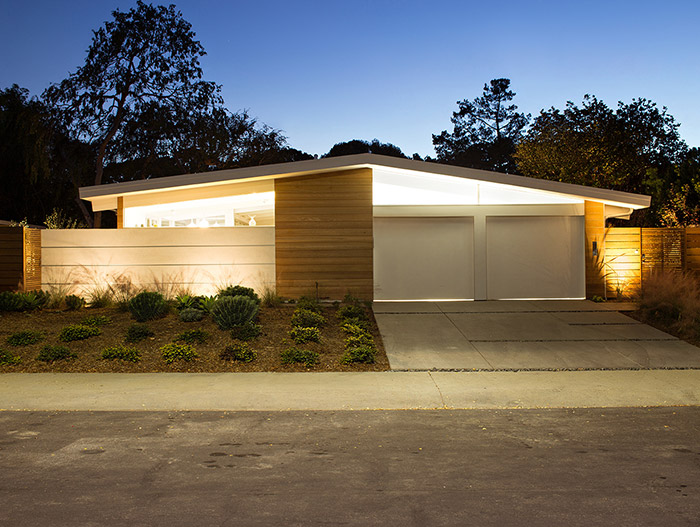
[101,345,141,362]
[211,295,259,329]
[341,345,376,364]
[175,328,208,345]
[220,342,257,362]
[0,290,49,312]
[81,315,111,327]
[337,304,368,323]
[59,324,101,342]
[37,345,76,362]
[230,321,262,341]
[129,291,169,322]
[7,330,44,347]
[296,296,322,313]
[0,348,22,365]
[125,323,154,343]
[280,347,319,367]
[290,326,321,344]
[291,308,325,328]
[179,308,205,322]
[160,343,198,364]
[65,294,85,310]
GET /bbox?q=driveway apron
[373,300,700,371]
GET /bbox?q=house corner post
[117,197,124,229]
[584,201,606,298]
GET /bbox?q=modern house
[50,154,650,301]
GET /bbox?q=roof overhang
[79,153,652,212]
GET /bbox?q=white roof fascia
[78,153,651,210]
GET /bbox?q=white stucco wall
[41,227,275,297]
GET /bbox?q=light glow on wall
[123,191,275,228]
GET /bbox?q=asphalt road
[1,408,699,526]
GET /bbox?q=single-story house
[63,153,649,301]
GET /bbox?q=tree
[324,139,407,158]
[432,79,530,173]
[515,95,687,224]
[43,1,221,227]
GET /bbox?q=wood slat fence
[0,226,41,292]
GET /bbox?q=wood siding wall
[274,168,373,299]
[0,226,41,291]
[42,227,274,296]
[584,201,606,298]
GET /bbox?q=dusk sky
[1,0,698,157]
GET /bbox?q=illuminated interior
[372,168,582,205]
[123,191,274,228]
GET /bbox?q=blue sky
[1,0,698,157]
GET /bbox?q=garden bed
[0,304,390,373]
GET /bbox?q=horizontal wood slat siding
[0,226,41,291]
[42,227,275,296]
[275,168,373,299]
[686,228,700,273]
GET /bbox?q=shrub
[0,348,21,365]
[211,295,259,330]
[7,330,44,346]
[220,342,257,362]
[80,315,111,327]
[129,291,169,322]
[291,308,326,328]
[18,290,49,310]
[160,343,198,364]
[345,333,374,349]
[65,294,85,310]
[290,326,321,344]
[341,323,371,338]
[337,304,367,322]
[341,345,376,364]
[59,324,101,342]
[280,347,319,367]
[175,294,201,311]
[0,291,21,312]
[175,328,208,345]
[87,287,113,308]
[179,307,205,322]
[638,271,700,339]
[296,296,322,313]
[230,321,262,341]
[101,345,141,362]
[218,285,260,304]
[125,323,154,343]
[261,287,282,307]
[199,295,218,313]
[342,317,371,332]
[37,345,76,362]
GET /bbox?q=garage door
[486,216,585,299]
[373,217,474,300]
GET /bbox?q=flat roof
[79,153,651,209]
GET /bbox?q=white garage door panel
[374,217,474,300]
[486,216,585,299]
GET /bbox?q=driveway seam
[437,304,495,369]
[427,371,447,408]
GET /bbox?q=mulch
[0,304,390,373]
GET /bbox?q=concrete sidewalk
[2,370,700,411]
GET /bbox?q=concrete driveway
[373,300,700,371]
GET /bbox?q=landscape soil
[0,304,389,373]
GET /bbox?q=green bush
[341,317,371,332]
[0,291,22,311]
[296,296,322,313]
[341,345,376,364]
[291,308,326,328]
[37,345,76,362]
[160,343,198,364]
[59,324,101,342]
[175,294,201,311]
[129,291,169,322]
[179,307,205,322]
[101,345,141,362]
[211,295,259,330]
[65,294,85,310]
[341,323,371,338]
[280,347,319,367]
[0,348,21,365]
[218,285,260,304]
[175,328,208,345]
[125,323,154,343]
[19,290,49,310]
[345,333,374,349]
[290,326,320,344]
[80,315,111,327]
[7,330,44,346]
[199,295,218,313]
[220,342,257,362]
[337,304,367,322]
[230,321,262,341]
